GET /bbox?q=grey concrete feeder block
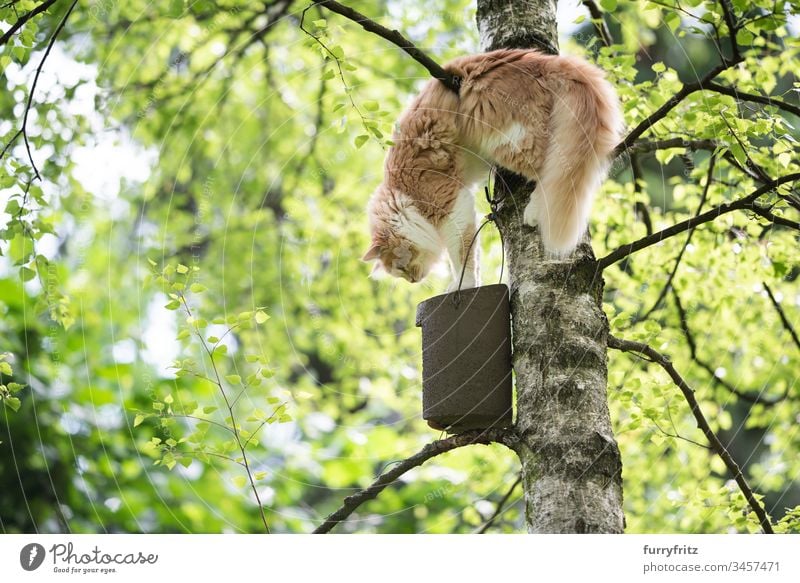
[415,284,513,432]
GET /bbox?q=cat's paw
[523,199,538,227]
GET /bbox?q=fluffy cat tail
[533,63,622,256]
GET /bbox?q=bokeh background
[1,0,799,533]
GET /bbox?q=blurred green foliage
[0,0,799,533]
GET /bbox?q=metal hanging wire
[452,173,507,306]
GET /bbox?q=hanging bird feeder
[415,283,513,432]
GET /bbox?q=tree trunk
[476,0,625,533]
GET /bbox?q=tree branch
[615,59,742,156]
[607,334,774,534]
[629,138,718,153]
[581,0,613,47]
[311,0,461,93]
[598,172,800,270]
[672,289,787,406]
[763,282,800,354]
[705,81,800,118]
[0,0,58,47]
[475,474,522,533]
[719,111,772,183]
[312,428,517,533]
[0,0,78,178]
[750,204,800,232]
[640,155,716,319]
[717,0,741,61]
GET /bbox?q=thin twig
[640,155,716,319]
[717,0,741,61]
[313,428,517,533]
[242,402,287,449]
[615,58,742,156]
[185,450,245,466]
[581,0,614,47]
[171,414,236,435]
[607,334,774,533]
[299,4,371,136]
[0,0,78,178]
[0,0,58,46]
[650,415,711,450]
[705,81,800,118]
[629,138,718,153]
[598,172,800,270]
[763,282,800,353]
[630,153,653,236]
[178,293,270,533]
[750,204,800,231]
[475,474,522,533]
[719,111,772,183]
[310,0,460,93]
[672,289,787,405]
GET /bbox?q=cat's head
[362,187,440,283]
[362,230,439,283]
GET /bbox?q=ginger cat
[362,49,623,290]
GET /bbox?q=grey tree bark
[476,0,625,533]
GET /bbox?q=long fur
[364,49,622,286]
[530,56,623,254]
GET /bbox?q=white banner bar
[0,534,797,582]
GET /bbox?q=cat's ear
[361,244,383,262]
[368,262,384,279]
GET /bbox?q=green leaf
[232,475,248,488]
[730,143,747,166]
[4,396,21,412]
[5,199,21,215]
[167,0,184,18]
[225,374,242,384]
[164,300,180,310]
[134,414,145,427]
[255,310,269,324]
[20,266,36,282]
[190,283,207,293]
[176,264,189,274]
[354,134,369,149]
[0,362,12,376]
[600,0,617,10]
[363,100,379,112]
[663,11,680,32]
